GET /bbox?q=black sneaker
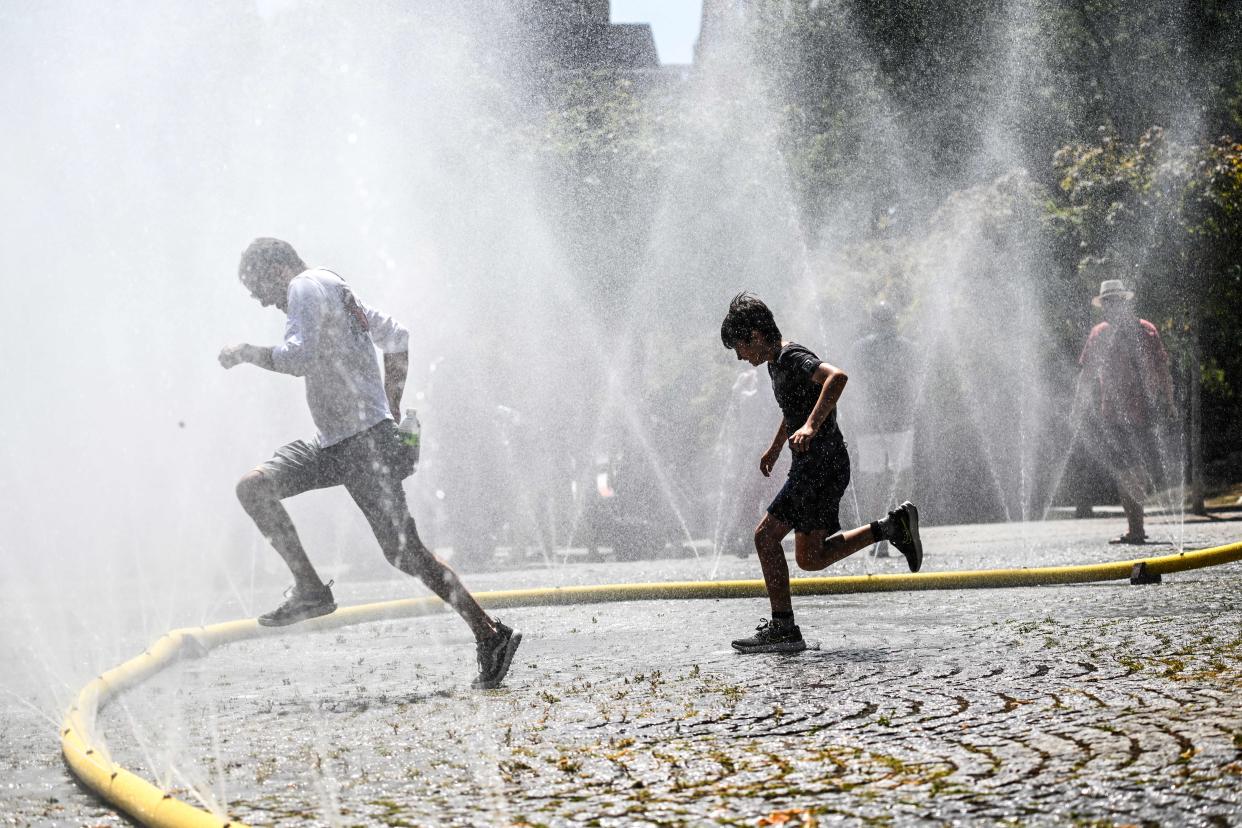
[889,502,923,573]
[731,618,806,654]
[258,580,336,627]
[472,621,522,689]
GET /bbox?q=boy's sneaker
[472,621,522,689]
[731,618,806,654]
[889,502,922,573]
[258,580,336,627]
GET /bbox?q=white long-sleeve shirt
[271,268,409,447]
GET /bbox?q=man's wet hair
[721,292,782,349]
[239,238,306,286]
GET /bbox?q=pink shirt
[1079,319,1172,426]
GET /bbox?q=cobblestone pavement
[5,515,1241,826]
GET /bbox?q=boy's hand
[760,446,781,477]
[789,424,816,453]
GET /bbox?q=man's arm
[220,279,318,375]
[1146,328,1177,418]
[383,351,408,419]
[1074,329,1099,419]
[1072,368,1093,416]
[789,362,848,452]
[218,344,276,371]
[359,297,410,418]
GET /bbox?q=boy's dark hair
[720,292,781,348]
[239,237,306,286]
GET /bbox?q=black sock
[870,518,891,542]
[772,610,794,622]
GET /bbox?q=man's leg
[346,445,522,688]
[236,470,325,591]
[235,439,339,626]
[345,457,497,641]
[334,421,525,687]
[1106,426,1148,543]
[1116,467,1146,540]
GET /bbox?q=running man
[219,238,520,688]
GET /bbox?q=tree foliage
[1051,130,1242,454]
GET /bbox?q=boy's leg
[856,434,887,539]
[871,502,923,572]
[796,505,923,574]
[854,472,889,557]
[795,525,875,571]
[753,512,795,614]
[732,512,806,654]
[788,451,887,573]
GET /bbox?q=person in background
[844,301,919,558]
[219,237,521,689]
[1076,278,1176,544]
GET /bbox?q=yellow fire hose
[62,540,1242,828]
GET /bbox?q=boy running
[720,293,923,653]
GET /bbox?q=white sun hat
[1092,279,1135,307]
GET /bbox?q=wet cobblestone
[4,516,1240,826]
[100,522,1242,826]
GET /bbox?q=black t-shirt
[768,342,844,453]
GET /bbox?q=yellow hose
[62,539,1242,828]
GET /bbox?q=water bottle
[397,408,421,472]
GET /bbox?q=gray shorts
[258,419,414,499]
[257,420,421,563]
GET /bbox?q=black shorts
[767,443,851,534]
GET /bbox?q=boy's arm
[789,362,848,452]
[760,420,789,477]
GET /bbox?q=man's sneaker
[731,618,806,654]
[472,621,522,689]
[258,580,336,627]
[889,502,923,573]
